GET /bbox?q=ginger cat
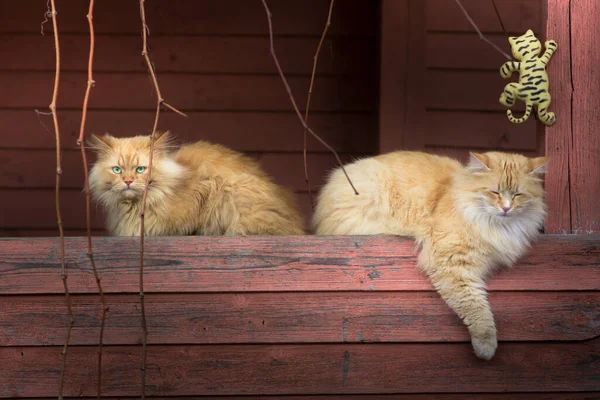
[313,151,549,360]
[88,132,305,236]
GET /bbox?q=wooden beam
[544,0,573,233]
[379,0,427,153]
[570,0,600,234]
[0,235,598,294]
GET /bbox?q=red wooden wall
[1,235,599,398]
[380,0,544,160]
[0,0,378,236]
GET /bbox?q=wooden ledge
[0,234,598,294]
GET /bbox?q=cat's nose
[124,180,133,187]
[502,205,511,213]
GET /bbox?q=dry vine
[137,0,187,398]
[454,0,512,60]
[45,2,73,399]
[303,0,335,205]
[75,0,108,398]
[260,0,358,195]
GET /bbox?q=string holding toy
[498,29,557,126]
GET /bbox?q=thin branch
[260,0,358,195]
[490,0,507,36]
[303,0,335,206]
[76,1,107,398]
[454,0,512,60]
[47,2,72,400]
[137,1,187,398]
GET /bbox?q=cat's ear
[88,134,114,153]
[468,152,491,172]
[152,130,176,153]
[526,29,534,36]
[529,156,550,175]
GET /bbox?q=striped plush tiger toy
[499,29,557,126]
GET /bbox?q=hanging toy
[498,29,557,126]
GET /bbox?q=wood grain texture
[17,395,600,400]
[0,151,355,191]
[426,0,543,33]
[2,341,599,397]
[5,0,377,36]
[427,70,526,111]
[427,33,513,70]
[569,0,600,234]
[0,35,375,76]
[0,72,375,112]
[0,235,598,294]
[544,0,573,234]
[1,292,598,346]
[378,0,410,152]
[426,111,537,150]
[0,110,376,152]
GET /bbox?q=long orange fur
[313,150,550,360]
[89,132,305,236]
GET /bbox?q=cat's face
[508,29,541,60]
[88,132,182,204]
[462,152,549,222]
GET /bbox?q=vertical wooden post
[569,0,600,234]
[378,0,426,153]
[545,0,600,234]
[544,0,572,234]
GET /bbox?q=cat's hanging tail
[506,102,533,124]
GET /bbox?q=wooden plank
[0,110,376,153]
[426,111,537,150]
[0,35,375,76]
[0,229,104,237]
[403,0,427,151]
[2,292,597,346]
[426,0,543,33]
[378,0,410,152]
[0,72,375,112]
[427,70,526,111]
[544,0,573,234]
[2,341,598,397]
[427,33,512,70]
[19,395,600,400]
[4,0,377,36]
[0,235,598,294]
[570,0,600,234]
[0,150,356,191]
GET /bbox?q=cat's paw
[500,63,513,79]
[545,40,557,49]
[472,335,497,360]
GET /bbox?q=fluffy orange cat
[313,151,549,360]
[88,132,304,236]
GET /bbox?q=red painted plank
[0,110,376,152]
[4,0,377,36]
[2,341,598,397]
[426,111,537,150]
[570,0,600,234]
[426,0,542,33]
[0,72,375,112]
[427,33,513,70]
[0,235,598,294]
[544,0,573,234]
[0,35,375,76]
[21,396,600,400]
[1,292,597,346]
[0,150,355,191]
[0,229,104,237]
[427,70,525,111]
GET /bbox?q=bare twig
[260,0,358,195]
[138,1,187,398]
[303,0,335,206]
[454,0,512,60]
[76,1,107,398]
[46,2,73,399]
[490,0,507,36]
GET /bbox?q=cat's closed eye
[490,190,499,196]
[513,193,523,198]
